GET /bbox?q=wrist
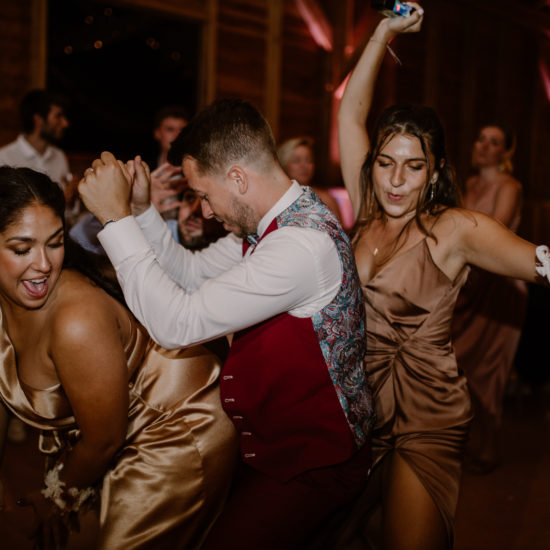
[131,202,151,217]
[97,210,131,227]
[373,19,396,42]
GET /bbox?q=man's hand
[124,155,154,216]
[78,151,132,226]
[150,162,186,214]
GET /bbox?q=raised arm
[338,4,424,219]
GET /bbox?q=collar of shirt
[17,134,54,161]
[255,180,305,239]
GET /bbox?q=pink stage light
[540,56,550,102]
[295,0,333,51]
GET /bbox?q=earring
[429,180,436,201]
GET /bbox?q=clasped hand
[78,152,155,224]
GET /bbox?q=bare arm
[435,209,538,283]
[49,300,128,490]
[19,296,129,549]
[338,5,424,219]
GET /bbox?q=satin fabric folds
[0,308,238,550]
[364,239,473,547]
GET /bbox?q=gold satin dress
[364,239,474,546]
[0,309,238,550]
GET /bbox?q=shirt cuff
[97,215,152,267]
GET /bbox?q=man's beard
[226,196,258,239]
[40,126,61,144]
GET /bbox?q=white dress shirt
[0,134,71,187]
[98,182,342,349]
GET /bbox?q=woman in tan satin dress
[0,167,238,549]
[336,5,546,550]
[452,125,527,473]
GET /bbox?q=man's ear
[227,165,248,195]
[33,113,45,133]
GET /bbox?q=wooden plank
[265,0,283,136]
[199,0,218,108]
[30,0,47,88]
[108,0,209,20]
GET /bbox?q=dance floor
[1,390,549,549]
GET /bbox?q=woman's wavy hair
[352,104,461,241]
[0,166,125,303]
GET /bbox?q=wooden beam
[199,0,218,109]
[30,0,47,88]
[108,0,209,21]
[265,0,283,137]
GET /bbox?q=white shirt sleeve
[134,205,243,292]
[98,216,342,349]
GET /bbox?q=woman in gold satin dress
[336,4,546,550]
[0,166,238,549]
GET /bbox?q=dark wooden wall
[0,0,548,239]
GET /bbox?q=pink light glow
[334,72,351,101]
[540,57,550,102]
[295,0,333,51]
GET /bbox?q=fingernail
[418,8,424,15]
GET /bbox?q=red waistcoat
[221,219,357,481]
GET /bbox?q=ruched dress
[0,308,238,550]
[364,238,473,546]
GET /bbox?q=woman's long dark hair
[352,105,462,242]
[0,166,125,304]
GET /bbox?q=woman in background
[452,124,527,474]
[0,166,238,549]
[277,136,343,223]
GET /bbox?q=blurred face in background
[471,126,509,169]
[155,116,188,155]
[177,187,204,248]
[284,144,315,186]
[39,104,69,143]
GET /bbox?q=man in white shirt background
[0,89,72,194]
[78,98,373,550]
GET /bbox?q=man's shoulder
[0,137,21,158]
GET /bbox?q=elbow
[84,430,126,464]
[96,438,125,464]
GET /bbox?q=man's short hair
[153,105,189,129]
[20,89,67,134]
[168,98,278,174]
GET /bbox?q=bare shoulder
[50,271,122,346]
[496,172,522,194]
[430,207,479,235]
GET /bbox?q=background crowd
[0,1,549,550]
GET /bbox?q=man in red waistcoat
[79,98,373,549]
